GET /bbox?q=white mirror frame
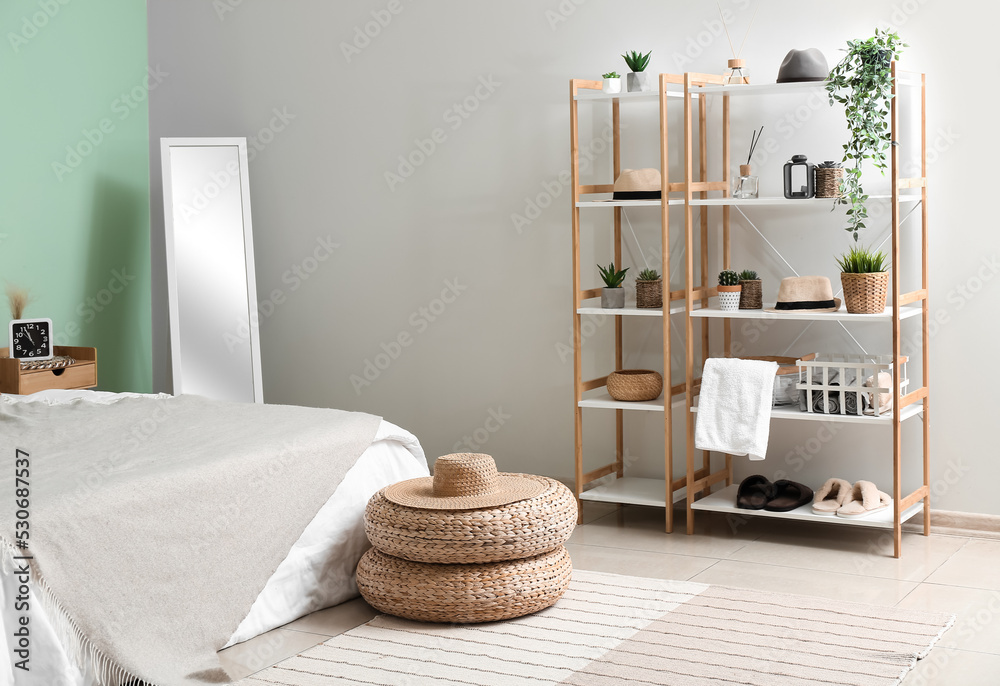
[161,137,263,403]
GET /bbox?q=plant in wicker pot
[598,262,628,308]
[737,269,762,310]
[718,270,742,311]
[836,244,889,314]
[635,268,662,309]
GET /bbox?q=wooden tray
[0,346,97,395]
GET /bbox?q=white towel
[695,358,778,461]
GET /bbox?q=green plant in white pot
[602,71,621,94]
[598,262,629,308]
[622,50,651,92]
[826,29,907,241]
[717,270,741,311]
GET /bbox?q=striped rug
[238,570,953,686]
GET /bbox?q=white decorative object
[717,287,741,311]
[796,354,909,417]
[602,77,621,94]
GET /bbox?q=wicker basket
[364,475,577,564]
[816,167,844,198]
[635,279,663,309]
[356,546,573,623]
[738,279,762,309]
[607,369,662,401]
[841,272,889,314]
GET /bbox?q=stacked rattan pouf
[356,453,577,623]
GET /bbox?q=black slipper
[763,480,815,512]
[736,475,776,510]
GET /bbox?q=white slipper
[837,480,891,518]
[812,478,852,515]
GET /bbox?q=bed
[0,390,428,686]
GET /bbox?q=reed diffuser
[719,1,760,85]
[733,126,763,199]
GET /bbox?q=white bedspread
[0,390,427,686]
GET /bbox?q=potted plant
[602,71,621,94]
[598,262,629,308]
[836,245,889,314]
[737,269,762,310]
[622,50,652,92]
[825,29,907,240]
[717,270,741,311]
[635,268,662,309]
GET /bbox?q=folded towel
[695,358,778,461]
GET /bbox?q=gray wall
[149,0,1000,514]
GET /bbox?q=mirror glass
[162,139,262,403]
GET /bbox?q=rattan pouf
[364,474,577,564]
[356,546,572,623]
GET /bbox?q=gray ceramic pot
[626,72,651,92]
[601,287,625,308]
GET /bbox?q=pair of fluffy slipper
[812,478,891,517]
[736,475,814,512]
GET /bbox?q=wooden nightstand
[0,346,98,395]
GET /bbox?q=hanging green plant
[825,28,907,241]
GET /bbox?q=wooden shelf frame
[680,64,930,558]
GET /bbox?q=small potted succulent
[598,262,629,308]
[602,71,621,94]
[738,269,762,310]
[622,50,652,92]
[635,268,662,309]
[717,270,742,311]
[836,245,888,314]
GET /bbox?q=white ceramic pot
[601,287,625,308]
[718,285,742,311]
[602,77,622,94]
[626,72,652,92]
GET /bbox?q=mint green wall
[0,0,151,392]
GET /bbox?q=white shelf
[690,402,923,425]
[691,484,924,530]
[689,195,921,206]
[692,81,827,97]
[577,304,685,317]
[579,477,685,507]
[579,393,685,412]
[576,199,684,208]
[688,304,923,322]
[574,89,686,102]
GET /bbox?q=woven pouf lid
[356,546,572,624]
[366,473,577,564]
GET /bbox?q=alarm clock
[9,318,53,360]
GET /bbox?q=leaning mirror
[161,137,262,403]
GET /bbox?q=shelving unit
[680,64,930,558]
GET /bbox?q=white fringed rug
[237,570,953,686]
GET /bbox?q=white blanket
[695,358,778,461]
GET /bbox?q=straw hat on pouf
[357,453,577,623]
[365,453,578,564]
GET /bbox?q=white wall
[149,0,1000,514]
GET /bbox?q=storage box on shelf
[679,63,929,557]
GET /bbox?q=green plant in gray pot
[635,268,662,309]
[598,262,629,308]
[826,29,907,241]
[622,50,652,92]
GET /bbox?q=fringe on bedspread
[1,537,153,686]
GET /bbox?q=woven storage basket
[365,474,577,564]
[635,279,663,309]
[356,546,572,623]
[841,272,889,314]
[738,279,762,309]
[607,369,662,401]
[816,167,844,198]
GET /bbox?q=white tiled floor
[220,503,1000,684]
